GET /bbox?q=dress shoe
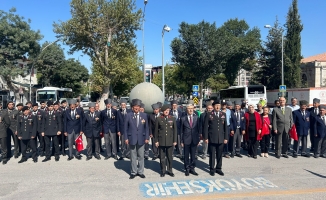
[129,174,136,179]
[86,157,92,161]
[119,157,124,160]
[95,155,101,160]
[144,156,149,160]
[166,171,174,177]
[55,156,60,161]
[314,154,319,158]
[138,174,146,178]
[293,154,298,158]
[247,154,251,157]
[185,170,189,176]
[230,153,234,158]
[67,156,74,161]
[75,155,82,160]
[216,170,224,176]
[42,157,51,162]
[224,154,230,158]
[14,155,19,159]
[152,156,157,161]
[2,160,8,165]
[160,173,165,177]
[321,154,326,158]
[209,170,215,176]
[253,156,257,159]
[282,154,289,158]
[276,155,281,159]
[104,156,110,160]
[33,158,38,163]
[62,153,66,156]
[236,154,243,158]
[303,154,310,158]
[18,159,27,164]
[114,156,118,160]
[190,170,198,176]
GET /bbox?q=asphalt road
[1,140,326,200]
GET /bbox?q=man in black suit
[63,99,84,161]
[313,105,326,158]
[84,102,101,160]
[0,106,10,164]
[200,102,214,159]
[308,98,320,152]
[170,100,182,159]
[180,104,200,176]
[117,99,131,160]
[59,100,68,156]
[148,103,160,160]
[31,103,46,157]
[204,99,228,176]
[231,101,246,158]
[7,101,21,159]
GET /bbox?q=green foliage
[284,0,303,88]
[0,8,42,87]
[206,73,229,92]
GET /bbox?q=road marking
[160,188,326,200]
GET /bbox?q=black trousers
[260,134,270,153]
[248,137,258,156]
[7,129,21,157]
[208,143,223,171]
[0,137,8,161]
[159,146,173,173]
[21,139,37,160]
[293,135,308,155]
[232,129,242,155]
[87,136,100,157]
[145,137,158,158]
[314,136,326,156]
[183,143,197,170]
[37,131,45,152]
[310,130,315,150]
[44,135,59,158]
[60,133,67,154]
[275,130,289,156]
[175,134,183,156]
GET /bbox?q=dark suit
[43,110,62,158]
[63,108,83,157]
[204,111,228,171]
[7,109,21,158]
[101,108,119,157]
[0,110,10,161]
[124,111,149,175]
[180,114,200,171]
[17,114,37,160]
[232,110,246,155]
[117,108,131,158]
[200,112,208,156]
[309,107,319,151]
[313,114,326,156]
[170,109,182,157]
[31,110,45,154]
[154,115,177,173]
[59,107,68,155]
[292,109,310,155]
[147,112,160,158]
[84,111,101,157]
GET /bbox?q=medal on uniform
[28,118,32,125]
[38,115,41,120]
[53,115,56,120]
[76,114,80,119]
[141,119,145,124]
[112,115,115,119]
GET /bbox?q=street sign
[279,85,286,92]
[192,85,199,91]
[192,91,198,97]
[193,97,199,104]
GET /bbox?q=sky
[2,0,326,73]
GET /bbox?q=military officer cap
[161,104,170,112]
[104,99,112,105]
[171,100,178,105]
[313,98,320,103]
[16,103,23,107]
[25,101,32,105]
[32,103,38,107]
[299,100,308,106]
[61,100,67,104]
[212,99,221,106]
[88,102,96,107]
[47,101,54,106]
[112,102,118,107]
[68,99,77,105]
[22,106,29,112]
[140,103,145,108]
[7,100,14,106]
[152,103,160,110]
[319,105,326,110]
[132,99,142,107]
[234,100,242,106]
[54,101,60,105]
[226,101,232,106]
[157,102,163,108]
[40,100,45,104]
[221,99,227,105]
[120,98,127,104]
[188,100,194,105]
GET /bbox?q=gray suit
[272,107,293,156]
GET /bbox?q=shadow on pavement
[304,169,326,178]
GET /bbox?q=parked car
[80,99,90,107]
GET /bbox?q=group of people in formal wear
[0,95,325,179]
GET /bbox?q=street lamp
[29,39,60,101]
[162,24,171,99]
[264,24,284,85]
[142,0,148,82]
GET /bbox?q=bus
[36,87,73,104]
[218,85,267,108]
[0,89,10,109]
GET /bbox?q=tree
[53,0,142,107]
[206,73,229,92]
[51,58,89,96]
[252,18,283,89]
[284,0,303,88]
[218,19,261,85]
[0,8,42,95]
[36,42,65,87]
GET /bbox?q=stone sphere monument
[129,82,164,113]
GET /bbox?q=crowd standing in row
[0,96,325,179]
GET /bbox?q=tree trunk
[99,85,110,110]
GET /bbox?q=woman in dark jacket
[244,104,262,159]
[260,107,273,158]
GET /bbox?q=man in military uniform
[42,101,62,162]
[204,99,228,176]
[60,100,68,155]
[84,102,101,160]
[17,106,38,163]
[64,99,84,161]
[40,101,47,111]
[200,102,214,159]
[7,101,21,159]
[148,103,160,160]
[124,99,149,179]
[117,99,131,160]
[154,104,177,177]
[31,103,46,157]
[0,106,10,164]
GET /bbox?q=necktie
[236,112,240,122]
[315,109,318,115]
[302,111,304,116]
[136,114,139,127]
[281,107,285,114]
[189,115,193,128]
[108,110,111,118]
[71,110,75,118]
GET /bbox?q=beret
[313,98,320,103]
[299,100,308,106]
[104,99,112,105]
[132,99,142,107]
[88,102,96,107]
[161,104,170,112]
[171,100,178,105]
[152,104,160,110]
[120,99,127,104]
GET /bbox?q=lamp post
[29,39,60,101]
[142,0,148,82]
[162,24,171,99]
[264,24,284,85]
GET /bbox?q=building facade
[300,52,326,87]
